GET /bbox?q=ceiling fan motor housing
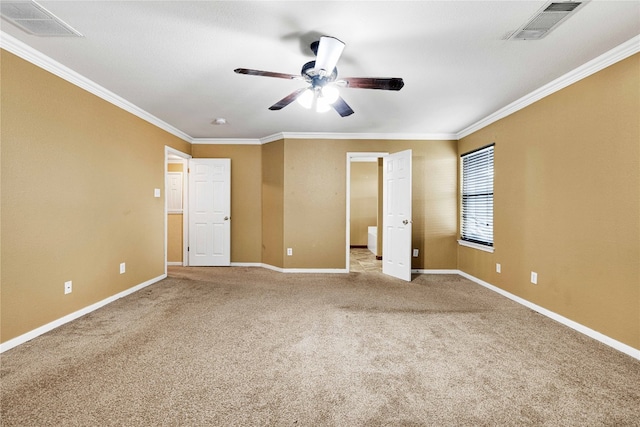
[301,61,337,87]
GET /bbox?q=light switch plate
[120,262,126,274]
[154,188,161,198]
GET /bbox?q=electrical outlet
[287,248,293,256]
[412,249,419,257]
[531,271,538,284]
[496,263,501,273]
[120,262,126,274]
[64,281,72,295]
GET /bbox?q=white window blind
[461,144,494,247]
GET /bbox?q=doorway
[165,146,191,269]
[346,152,387,273]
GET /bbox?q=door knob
[402,219,412,225]
[224,216,230,221]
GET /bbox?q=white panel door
[188,159,231,266]
[382,150,412,281]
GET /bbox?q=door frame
[165,146,191,270]
[345,152,388,272]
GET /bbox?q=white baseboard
[457,271,640,361]
[232,262,347,273]
[0,274,167,354]
[167,261,183,266]
[230,262,264,268]
[412,269,459,274]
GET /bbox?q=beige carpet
[2,267,639,426]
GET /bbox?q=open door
[188,159,231,266]
[382,150,412,281]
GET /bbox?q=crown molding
[4,30,637,145]
[457,34,640,140]
[191,138,262,145]
[279,132,458,141]
[0,31,192,143]
[191,132,457,145]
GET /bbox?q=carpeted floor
[1,267,639,426]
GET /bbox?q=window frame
[459,143,495,252]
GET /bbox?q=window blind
[461,144,494,247]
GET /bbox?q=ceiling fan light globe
[321,85,340,104]
[297,88,314,109]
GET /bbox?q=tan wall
[1,50,191,343]
[167,215,183,262]
[457,54,640,349]
[350,162,378,246]
[167,163,183,263]
[283,139,458,269]
[261,141,285,267]
[192,144,262,264]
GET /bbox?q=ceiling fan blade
[313,36,345,76]
[269,87,308,110]
[340,77,405,91]
[234,68,302,81]
[332,96,354,117]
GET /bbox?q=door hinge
[187,246,190,251]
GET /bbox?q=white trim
[1,30,452,146]
[458,271,640,361]
[232,263,348,274]
[0,31,192,143]
[4,30,636,145]
[164,146,191,270]
[458,239,495,253]
[259,263,285,273]
[457,34,640,139]
[167,261,183,266]
[284,268,348,274]
[192,132,458,145]
[230,262,264,268]
[279,132,457,141]
[0,274,166,354]
[412,269,459,274]
[191,138,262,145]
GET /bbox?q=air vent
[0,1,82,37]
[509,1,586,40]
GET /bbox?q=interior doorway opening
[346,152,387,273]
[165,146,191,270]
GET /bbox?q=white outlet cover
[287,248,293,256]
[154,188,161,197]
[496,263,501,273]
[412,249,419,257]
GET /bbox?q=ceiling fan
[234,36,404,117]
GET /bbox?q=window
[460,144,494,248]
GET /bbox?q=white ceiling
[1,1,639,141]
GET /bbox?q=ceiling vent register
[509,1,586,40]
[0,0,82,37]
